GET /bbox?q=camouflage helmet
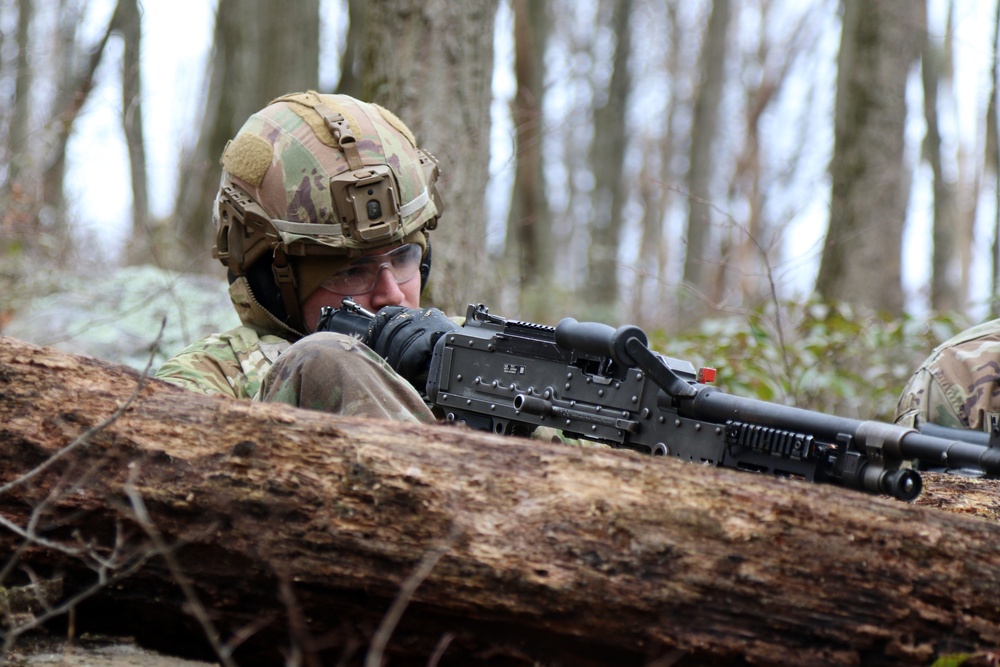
[213,91,443,334]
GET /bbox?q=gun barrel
[899,432,1000,475]
[918,422,989,447]
[681,386,1000,477]
[682,387,865,442]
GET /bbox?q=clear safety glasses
[319,243,422,296]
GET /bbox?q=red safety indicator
[697,367,717,384]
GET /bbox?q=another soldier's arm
[895,321,1000,432]
[894,366,968,430]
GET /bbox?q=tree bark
[681,0,731,322]
[505,0,553,321]
[362,0,498,315]
[817,0,919,314]
[115,0,153,266]
[584,0,633,322]
[2,336,1000,666]
[171,0,320,273]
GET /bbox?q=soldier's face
[300,246,421,332]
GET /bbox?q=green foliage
[929,654,974,667]
[648,297,970,421]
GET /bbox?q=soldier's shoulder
[922,319,1000,381]
[155,326,291,398]
[928,319,1000,359]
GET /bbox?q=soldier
[894,320,1000,431]
[155,92,457,423]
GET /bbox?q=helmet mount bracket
[330,166,402,243]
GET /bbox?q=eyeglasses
[319,243,422,296]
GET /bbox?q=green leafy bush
[648,298,970,421]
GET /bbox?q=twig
[0,319,170,665]
[0,544,154,656]
[123,465,240,667]
[277,572,322,667]
[364,526,462,667]
[427,632,455,667]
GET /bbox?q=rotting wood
[1,335,1000,666]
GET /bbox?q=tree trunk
[7,0,34,197]
[988,0,1000,318]
[42,0,117,250]
[681,0,731,324]
[635,1,683,331]
[259,0,321,99]
[2,336,1000,666]
[505,0,553,321]
[115,0,153,267]
[921,0,962,313]
[335,0,368,97]
[816,0,919,314]
[727,5,810,310]
[362,0,498,315]
[584,0,633,323]
[171,0,320,273]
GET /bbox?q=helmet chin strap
[420,240,433,293]
[272,246,305,333]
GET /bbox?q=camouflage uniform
[154,281,435,423]
[894,319,1000,431]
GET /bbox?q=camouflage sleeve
[155,341,245,398]
[895,319,1000,431]
[894,366,966,429]
[154,327,288,399]
[258,332,436,422]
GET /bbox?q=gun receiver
[327,302,1000,501]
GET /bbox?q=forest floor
[6,633,214,666]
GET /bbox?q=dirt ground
[5,634,216,666]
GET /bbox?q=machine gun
[319,301,1000,501]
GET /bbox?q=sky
[60,0,1000,317]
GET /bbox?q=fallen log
[1,335,1000,666]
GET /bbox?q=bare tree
[988,0,1000,318]
[335,0,368,97]
[680,0,732,321]
[361,0,499,315]
[505,0,553,321]
[114,0,152,266]
[583,0,634,322]
[920,0,963,313]
[7,0,34,197]
[170,0,320,273]
[2,0,117,262]
[632,0,691,331]
[816,0,921,314]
